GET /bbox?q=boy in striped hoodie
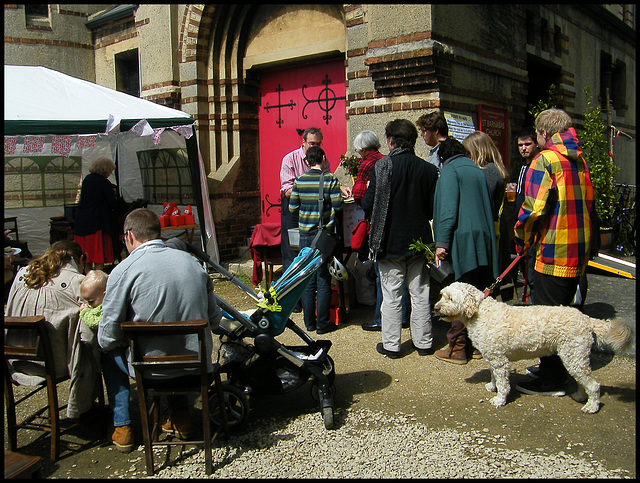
[514,108,595,397]
[289,146,344,334]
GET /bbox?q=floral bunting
[129,119,154,137]
[24,136,45,154]
[171,124,194,139]
[152,128,165,145]
[77,135,97,150]
[52,135,74,157]
[4,137,17,155]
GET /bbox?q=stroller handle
[165,237,261,303]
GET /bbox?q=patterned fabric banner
[4,137,17,155]
[129,119,154,137]
[52,135,73,157]
[171,124,195,139]
[152,128,165,145]
[77,135,97,150]
[24,136,45,154]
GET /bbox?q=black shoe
[412,343,435,356]
[316,325,335,335]
[402,321,410,329]
[376,342,400,359]
[525,365,541,378]
[362,320,382,332]
[515,378,566,397]
[306,325,317,332]
[293,302,303,313]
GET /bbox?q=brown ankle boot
[435,340,468,365]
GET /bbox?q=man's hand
[340,185,352,198]
[284,188,292,198]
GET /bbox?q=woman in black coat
[73,157,118,271]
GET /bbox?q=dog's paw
[581,401,600,414]
[485,382,497,393]
[490,395,506,408]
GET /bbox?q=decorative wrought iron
[263,192,281,218]
[263,84,296,128]
[301,74,346,125]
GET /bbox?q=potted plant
[579,86,619,247]
[339,153,361,185]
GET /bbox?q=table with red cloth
[249,222,282,286]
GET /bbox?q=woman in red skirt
[74,157,118,271]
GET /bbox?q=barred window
[137,148,195,204]
[4,156,81,208]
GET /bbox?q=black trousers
[280,196,299,273]
[533,271,581,382]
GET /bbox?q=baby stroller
[165,238,337,430]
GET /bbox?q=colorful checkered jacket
[514,127,594,278]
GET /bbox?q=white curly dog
[434,282,633,413]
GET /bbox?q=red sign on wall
[478,104,509,169]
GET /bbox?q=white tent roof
[4,65,192,134]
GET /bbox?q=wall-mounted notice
[444,112,476,143]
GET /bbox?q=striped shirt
[514,127,594,278]
[289,168,344,234]
[279,146,332,195]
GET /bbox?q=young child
[80,269,108,330]
[288,146,344,335]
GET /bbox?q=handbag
[310,172,342,259]
[350,218,370,251]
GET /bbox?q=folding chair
[121,319,228,476]
[3,315,105,461]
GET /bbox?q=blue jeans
[299,233,332,331]
[101,347,131,427]
[373,260,410,325]
[102,346,190,427]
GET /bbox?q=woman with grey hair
[74,156,118,271]
[352,130,383,203]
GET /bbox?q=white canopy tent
[4,65,219,260]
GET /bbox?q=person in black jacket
[74,157,118,271]
[361,119,440,359]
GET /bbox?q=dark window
[525,11,535,46]
[137,148,195,205]
[540,18,549,52]
[115,49,140,98]
[554,26,562,57]
[25,4,49,18]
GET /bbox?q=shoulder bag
[310,171,342,259]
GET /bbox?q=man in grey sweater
[99,208,221,453]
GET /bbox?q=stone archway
[177,4,346,258]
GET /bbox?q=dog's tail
[592,318,634,353]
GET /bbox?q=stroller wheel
[209,384,250,430]
[322,406,334,430]
[310,382,336,402]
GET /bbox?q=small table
[161,224,199,244]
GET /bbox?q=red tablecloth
[249,222,281,285]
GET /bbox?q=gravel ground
[5,269,636,478]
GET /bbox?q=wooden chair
[4,449,42,479]
[121,319,228,476]
[3,315,105,461]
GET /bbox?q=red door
[258,58,347,222]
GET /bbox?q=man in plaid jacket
[514,108,595,398]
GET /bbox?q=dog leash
[483,253,523,298]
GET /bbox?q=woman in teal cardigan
[433,137,498,364]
